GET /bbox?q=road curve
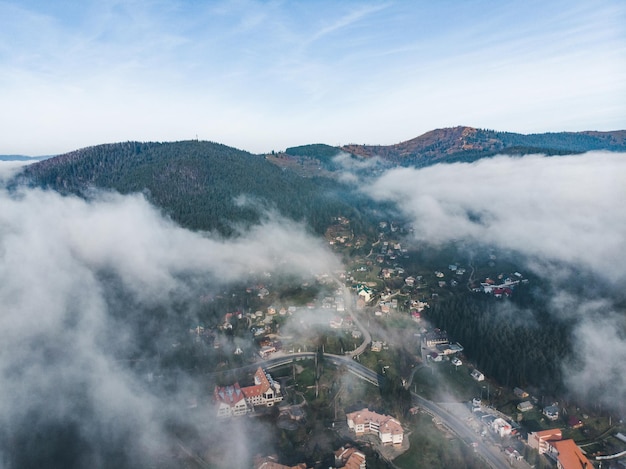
[209,352,511,469]
[266,353,512,469]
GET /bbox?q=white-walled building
[214,367,282,417]
[214,383,250,417]
[346,408,403,445]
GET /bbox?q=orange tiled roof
[534,428,563,441]
[344,451,366,469]
[553,439,592,469]
[214,382,245,406]
[347,408,403,435]
[241,367,271,398]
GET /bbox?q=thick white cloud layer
[366,152,626,284]
[0,186,340,467]
[365,151,626,410]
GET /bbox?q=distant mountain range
[338,126,626,166]
[0,155,50,162]
[12,126,626,235]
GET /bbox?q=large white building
[214,367,283,417]
[346,408,403,446]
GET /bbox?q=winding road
[259,352,514,469]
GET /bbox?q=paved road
[209,352,516,469]
[270,353,514,469]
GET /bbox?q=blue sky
[1,0,624,155]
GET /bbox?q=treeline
[16,140,378,236]
[493,129,626,152]
[423,288,571,393]
[284,143,341,162]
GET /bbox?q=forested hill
[341,126,626,166]
[15,141,370,236]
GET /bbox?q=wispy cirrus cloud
[0,0,624,155]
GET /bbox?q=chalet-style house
[423,329,448,347]
[346,408,403,445]
[214,367,282,417]
[543,404,559,421]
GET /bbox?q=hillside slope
[15,141,367,235]
[341,126,626,166]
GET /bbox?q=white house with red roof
[241,367,283,407]
[214,382,250,417]
[346,408,403,445]
[214,367,282,417]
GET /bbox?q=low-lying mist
[0,180,341,468]
[362,151,626,412]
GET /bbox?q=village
[183,217,625,469]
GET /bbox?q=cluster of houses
[253,445,366,469]
[433,264,467,288]
[473,272,527,297]
[528,429,593,469]
[346,408,404,446]
[214,367,283,417]
[421,329,464,363]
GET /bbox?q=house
[334,446,366,469]
[371,341,383,352]
[517,401,533,412]
[424,329,449,347]
[471,369,485,382]
[543,405,559,421]
[428,352,443,362]
[513,387,529,399]
[214,383,251,417]
[259,345,276,358]
[356,284,373,303]
[214,368,282,417]
[346,408,404,445]
[343,451,366,469]
[528,428,562,454]
[241,367,283,408]
[491,418,512,437]
[551,439,593,469]
[568,416,584,429]
[504,447,523,461]
[492,287,513,298]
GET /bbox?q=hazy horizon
[1,0,625,156]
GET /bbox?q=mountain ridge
[339,126,626,165]
[14,140,372,236]
[12,126,625,235]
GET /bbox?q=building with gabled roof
[346,408,403,445]
[241,367,283,408]
[543,404,559,421]
[551,439,593,469]
[214,367,282,417]
[334,446,366,469]
[214,382,250,417]
[528,428,562,454]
